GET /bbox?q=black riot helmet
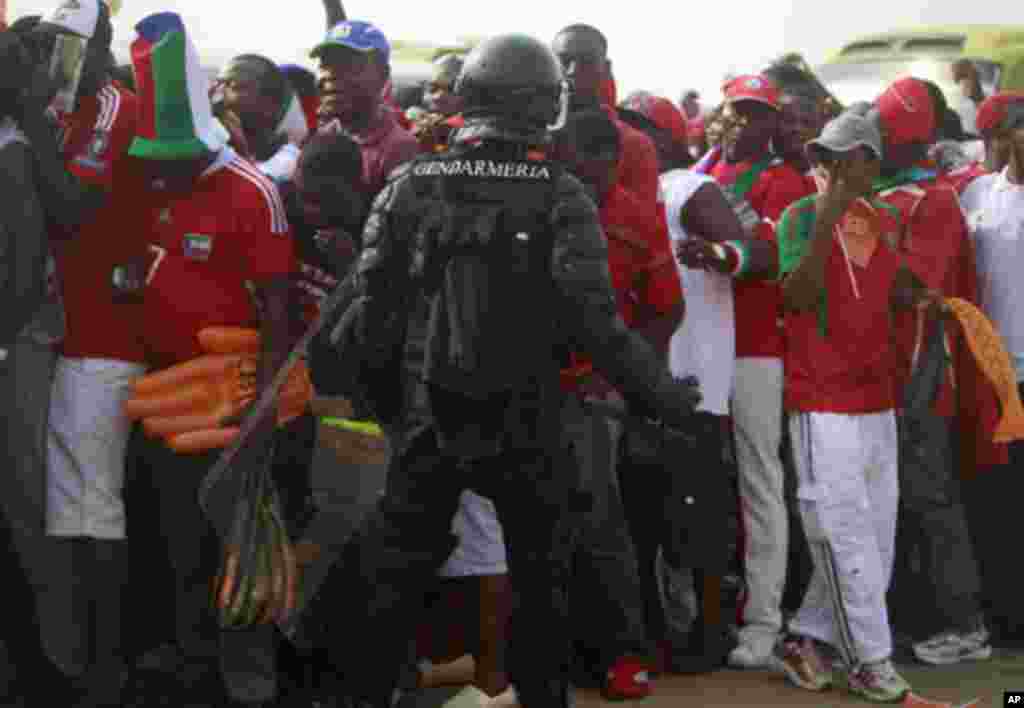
[454,34,567,139]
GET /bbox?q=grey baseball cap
[806,110,883,162]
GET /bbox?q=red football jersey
[600,184,682,327]
[712,159,813,359]
[562,185,683,393]
[879,178,977,418]
[607,107,660,208]
[782,198,904,413]
[53,81,149,362]
[142,149,295,368]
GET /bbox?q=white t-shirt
[660,169,736,415]
[960,167,1024,380]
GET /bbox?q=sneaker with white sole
[912,629,992,666]
[774,635,833,691]
[728,635,780,670]
[488,686,519,708]
[442,686,493,708]
[847,660,912,703]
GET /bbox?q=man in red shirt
[700,74,814,669]
[126,13,296,707]
[313,19,420,198]
[551,24,660,207]
[865,77,994,667]
[773,108,928,702]
[553,109,684,698]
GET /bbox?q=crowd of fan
[0,0,1022,707]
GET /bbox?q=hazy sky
[8,0,1021,104]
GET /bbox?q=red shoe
[602,655,653,701]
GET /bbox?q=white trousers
[732,357,787,643]
[788,410,899,666]
[47,357,145,540]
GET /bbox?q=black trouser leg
[145,439,221,661]
[74,539,128,708]
[896,414,983,639]
[487,449,572,708]
[617,432,671,646]
[318,427,462,708]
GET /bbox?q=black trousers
[962,383,1024,640]
[891,413,983,639]
[141,418,313,703]
[561,396,648,674]
[310,423,575,708]
[618,413,734,645]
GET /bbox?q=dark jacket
[0,130,50,347]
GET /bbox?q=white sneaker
[442,686,493,708]
[487,686,519,708]
[847,660,912,703]
[728,635,780,670]
[912,629,992,666]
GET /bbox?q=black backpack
[408,153,563,452]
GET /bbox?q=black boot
[664,570,735,675]
[74,539,128,708]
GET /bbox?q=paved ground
[109,642,1022,706]
[575,650,1020,707]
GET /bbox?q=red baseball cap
[875,77,935,145]
[723,74,780,110]
[624,93,688,144]
[687,115,706,141]
[976,92,1024,137]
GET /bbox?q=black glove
[308,296,367,398]
[631,375,701,429]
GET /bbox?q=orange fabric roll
[198,327,261,355]
[167,427,242,454]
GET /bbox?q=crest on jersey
[183,233,214,261]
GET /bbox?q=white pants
[439,490,508,577]
[788,410,899,666]
[47,357,145,540]
[732,357,787,643]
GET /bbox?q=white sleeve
[660,170,714,242]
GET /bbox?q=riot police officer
[305,33,700,708]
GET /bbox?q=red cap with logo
[875,77,935,145]
[687,116,706,140]
[624,93,688,144]
[723,74,780,110]
[976,92,1024,136]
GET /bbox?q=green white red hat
[128,12,226,160]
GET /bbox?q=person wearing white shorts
[47,357,144,542]
[435,491,515,708]
[440,490,508,580]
